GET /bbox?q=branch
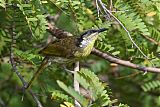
[46,14,73,39]
[10,24,43,107]
[91,48,160,73]
[142,35,160,46]
[47,23,73,39]
[10,43,43,107]
[73,61,81,107]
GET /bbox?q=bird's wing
[39,37,77,57]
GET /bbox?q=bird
[25,28,107,89]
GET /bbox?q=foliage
[57,69,128,107]
[51,90,73,103]
[0,0,160,107]
[60,102,74,107]
[141,80,160,92]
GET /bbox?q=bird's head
[78,28,107,48]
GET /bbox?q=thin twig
[116,72,140,79]
[109,0,113,11]
[25,57,49,89]
[142,35,160,46]
[96,0,100,18]
[96,0,111,20]
[28,90,43,107]
[92,48,160,73]
[74,61,81,107]
[10,24,43,107]
[96,0,151,64]
[48,23,73,39]
[110,10,130,13]
[10,24,28,86]
[10,42,43,107]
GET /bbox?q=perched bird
[25,28,107,89]
[40,28,107,63]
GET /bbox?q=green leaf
[51,90,73,102]
[27,18,38,22]
[57,80,89,107]
[112,51,120,55]
[75,69,112,106]
[0,0,5,8]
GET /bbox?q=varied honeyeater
[25,28,107,89]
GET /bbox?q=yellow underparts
[74,35,98,58]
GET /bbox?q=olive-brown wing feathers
[39,37,78,58]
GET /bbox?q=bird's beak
[97,28,107,33]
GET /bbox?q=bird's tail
[25,57,49,89]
